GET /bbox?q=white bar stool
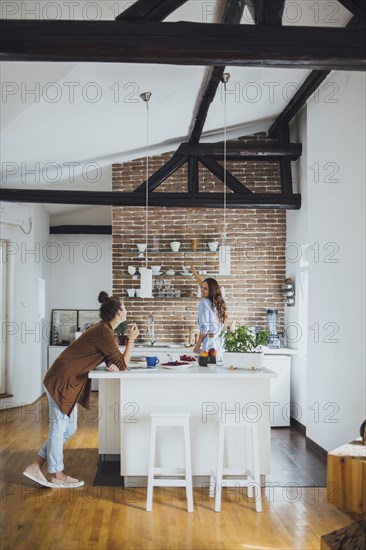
[146,407,194,512]
[210,415,262,512]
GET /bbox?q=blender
[266,309,281,348]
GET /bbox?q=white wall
[0,208,112,408]
[0,203,50,407]
[48,235,112,311]
[50,205,111,226]
[286,107,309,424]
[288,71,365,451]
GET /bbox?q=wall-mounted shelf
[125,272,234,278]
[124,296,199,301]
[126,250,219,257]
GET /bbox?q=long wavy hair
[203,278,228,324]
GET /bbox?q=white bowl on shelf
[151,265,161,274]
[170,241,181,252]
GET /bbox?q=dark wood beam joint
[280,158,293,194]
[116,0,189,21]
[199,156,252,194]
[188,157,199,194]
[188,0,246,143]
[268,16,365,138]
[245,0,285,25]
[134,154,187,193]
[337,0,366,24]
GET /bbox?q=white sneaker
[51,475,84,488]
[23,467,53,488]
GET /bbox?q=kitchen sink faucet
[147,314,156,346]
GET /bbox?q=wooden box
[326,440,366,516]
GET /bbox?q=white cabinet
[263,355,291,427]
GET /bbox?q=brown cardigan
[44,321,126,416]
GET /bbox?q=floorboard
[0,393,352,550]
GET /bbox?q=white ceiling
[0,0,353,217]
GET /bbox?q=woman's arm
[193,330,207,354]
[122,323,140,366]
[105,323,140,371]
[188,266,204,286]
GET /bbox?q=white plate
[128,362,147,368]
[179,272,193,276]
[160,363,193,370]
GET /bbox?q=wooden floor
[0,393,353,550]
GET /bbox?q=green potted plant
[114,320,128,346]
[221,325,269,370]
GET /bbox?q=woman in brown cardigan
[23,291,139,489]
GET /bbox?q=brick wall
[112,134,286,343]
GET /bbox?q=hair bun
[98,291,109,304]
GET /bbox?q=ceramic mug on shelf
[208,241,219,252]
[170,241,181,252]
[137,243,146,253]
[128,265,136,276]
[127,288,135,298]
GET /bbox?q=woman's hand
[127,322,139,342]
[188,265,203,286]
[193,331,207,354]
[106,364,119,372]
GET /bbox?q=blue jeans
[38,388,78,474]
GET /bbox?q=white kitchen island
[89,363,277,485]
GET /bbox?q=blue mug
[146,356,159,368]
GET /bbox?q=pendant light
[139,92,153,298]
[219,73,231,276]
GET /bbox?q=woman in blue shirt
[189,267,228,360]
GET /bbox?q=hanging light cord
[145,101,149,269]
[223,80,227,243]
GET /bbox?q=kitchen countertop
[49,344,296,355]
[126,345,296,355]
[89,365,277,379]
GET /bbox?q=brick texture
[112,133,286,344]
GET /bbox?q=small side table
[326,438,366,516]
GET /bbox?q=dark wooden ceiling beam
[188,66,226,143]
[50,225,112,235]
[244,0,285,25]
[337,0,366,24]
[268,71,330,138]
[268,16,365,138]
[0,189,301,209]
[188,0,246,143]
[116,0,188,21]
[1,21,364,71]
[199,156,252,194]
[179,141,302,159]
[188,157,199,194]
[134,153,187,192]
